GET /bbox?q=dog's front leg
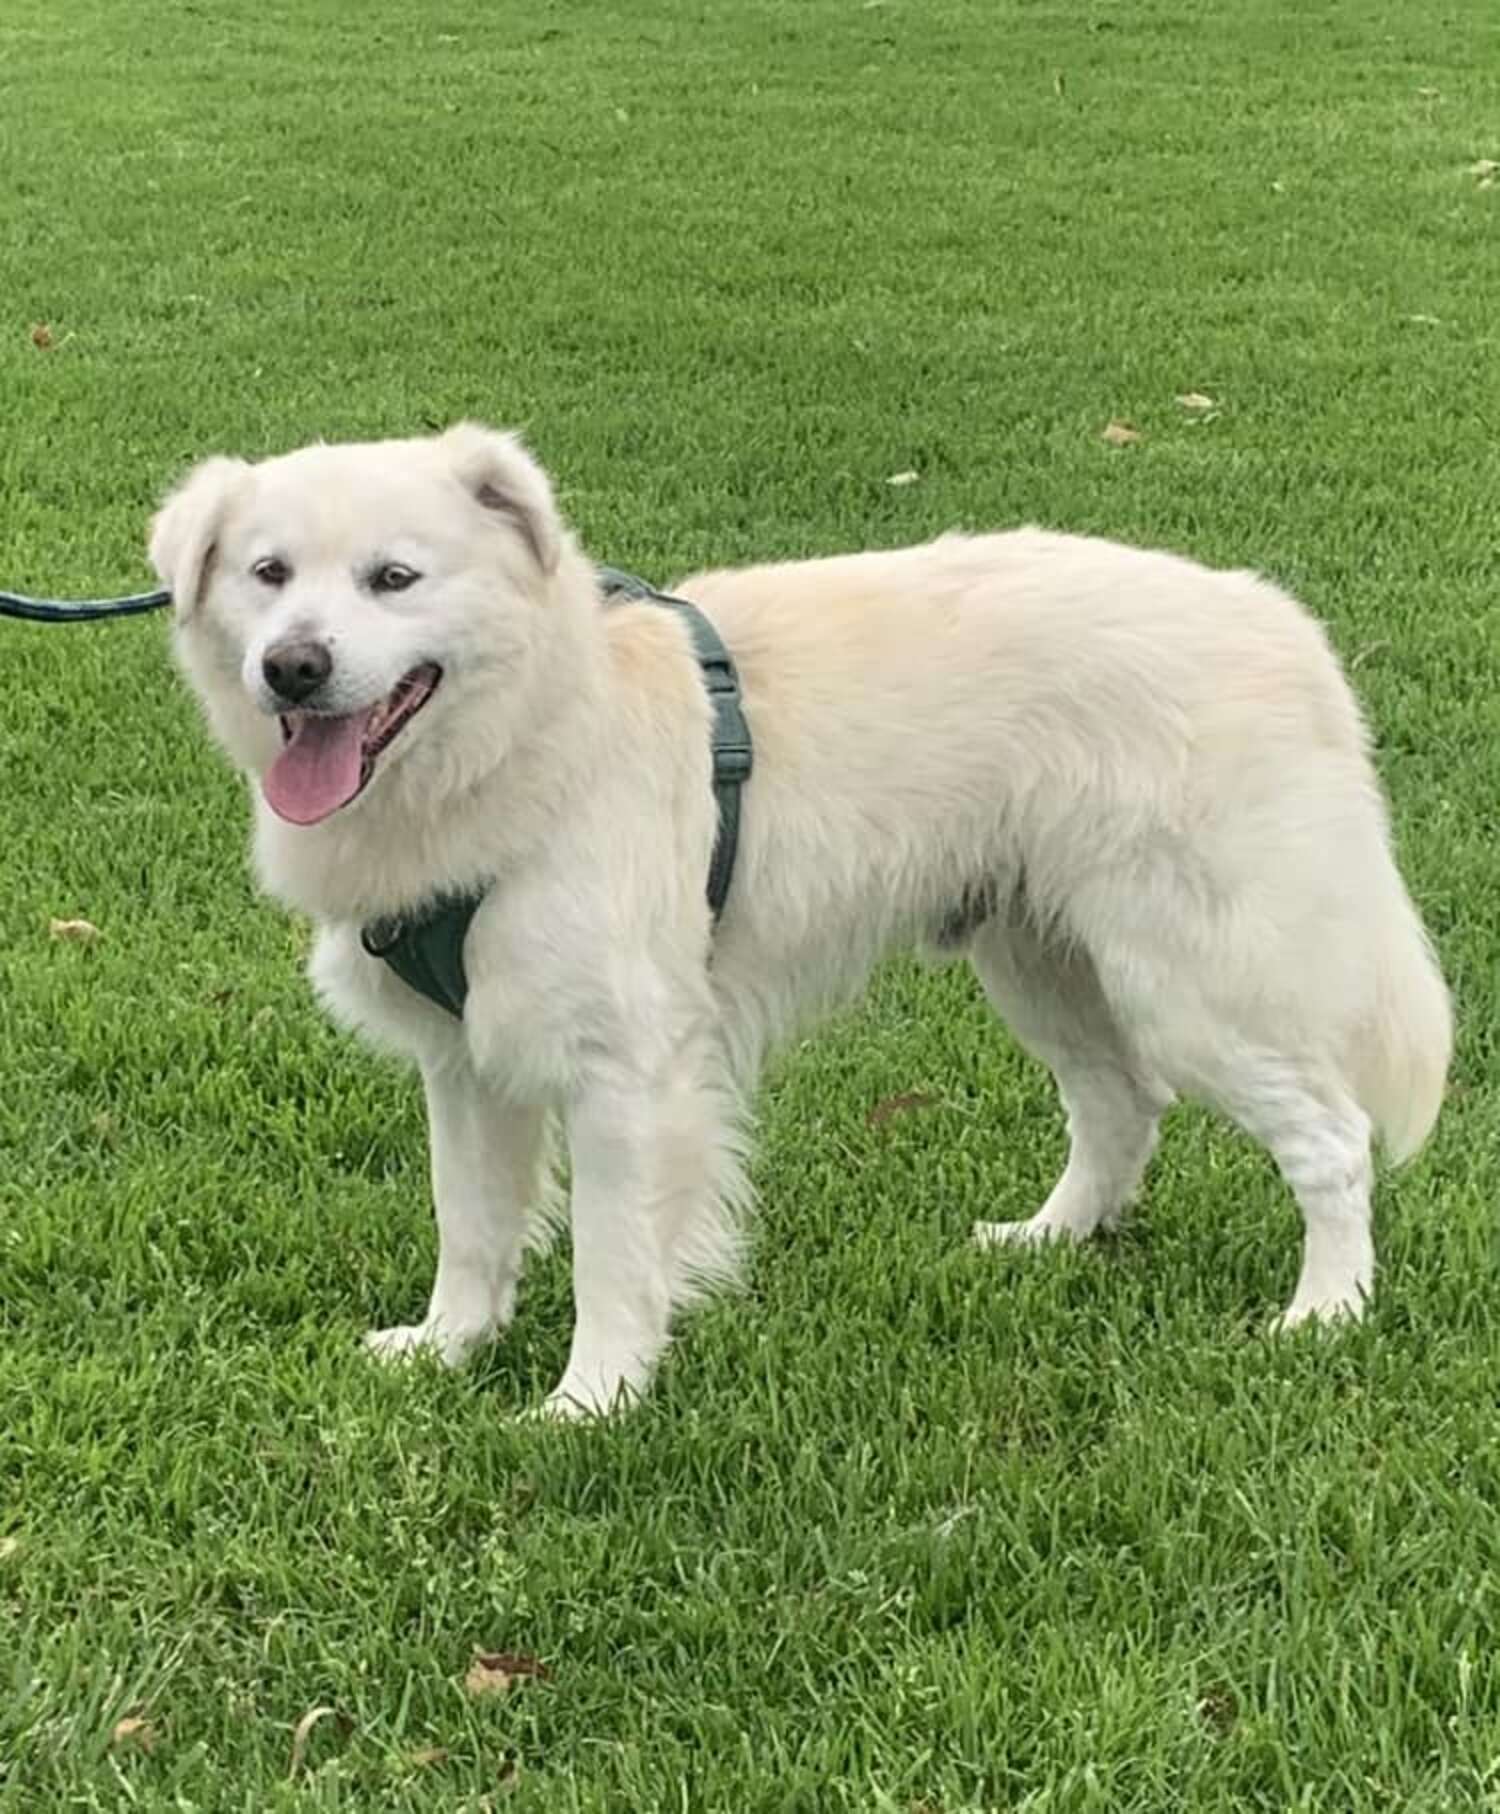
[366,1057,547,1367]
[543,1075,685,1419]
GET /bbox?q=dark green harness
[358,567,752,1020]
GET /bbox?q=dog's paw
[527,1373,643,1423]
[1269,1293,1365,1335]
[529,1393,598,1425]
[364,1323,442,1362]
[508,1392,602,1427]
[363,1322,477,1367]
[972,1215,1085,1249]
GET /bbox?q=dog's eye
[371,563,421,594]
[251,557,290,588]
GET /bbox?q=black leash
[0,586,171,623]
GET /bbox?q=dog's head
[150,424,564,826]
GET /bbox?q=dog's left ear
[148,455,250,619]
[441,423,561,576]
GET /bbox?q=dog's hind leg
[365,1061,548,1367]
[969,918,1171,1249]
[1182,1051,1374,1328]
[1066,882,1376,1327]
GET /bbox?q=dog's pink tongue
[263,711,373,825]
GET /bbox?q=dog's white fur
[151,424,1451,1416]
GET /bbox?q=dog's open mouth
[263,664,442,826]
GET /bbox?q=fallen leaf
[885,469,920,486]
[409,1745,450,1768]
[1196,1684,1239,1736]
[1100,420,1141,447]
[111,1716,158,1753]
[498,1754,522,1793]
[288,1705,352,1779]
[0,1536,19,1561]
[30,322,54,349]
[49,917,100,943]
[464,1659,512,1698]
[1416,86,1440,99]
[1174,391,1217,411]
[465,1651,551,1698]
[1467,158,1498,187]
[868,1090,940,1128]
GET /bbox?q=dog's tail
[1348,863,1451,1164]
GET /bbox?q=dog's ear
[148,456,250,619]
[440,423,561,576]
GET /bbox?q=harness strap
[360,566,752,1020]
[596,567,751,919]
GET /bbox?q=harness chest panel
[361,891,480,1021]
[359,567,751,1020]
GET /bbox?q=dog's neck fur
[249,540,614,927]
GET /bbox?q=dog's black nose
[262,639,332,705]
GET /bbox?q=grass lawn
[3,0,1499,1806]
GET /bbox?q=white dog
[150,424,1451,1417]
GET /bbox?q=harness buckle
[697,653,738,694]
[713,737,753,782]
[361,916,404,957]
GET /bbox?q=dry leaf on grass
[1174,392,1217,412]
[1196,1684,1239,1736]
[30,323,54,349]
[465,1651,551,1698]
[0,1536,20,1561]
[49,917,100,943]
[867,1090,940,1128]
[111,1716,158,1753]
[1467,158,1498,187]
[1100,420,1141,447]
[288,1705,352,1779]
[409,1745,450,1768]
[885,469,920,486]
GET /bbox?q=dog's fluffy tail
[1349,865,1451,1165]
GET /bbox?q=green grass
[2,0,1499,1806]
